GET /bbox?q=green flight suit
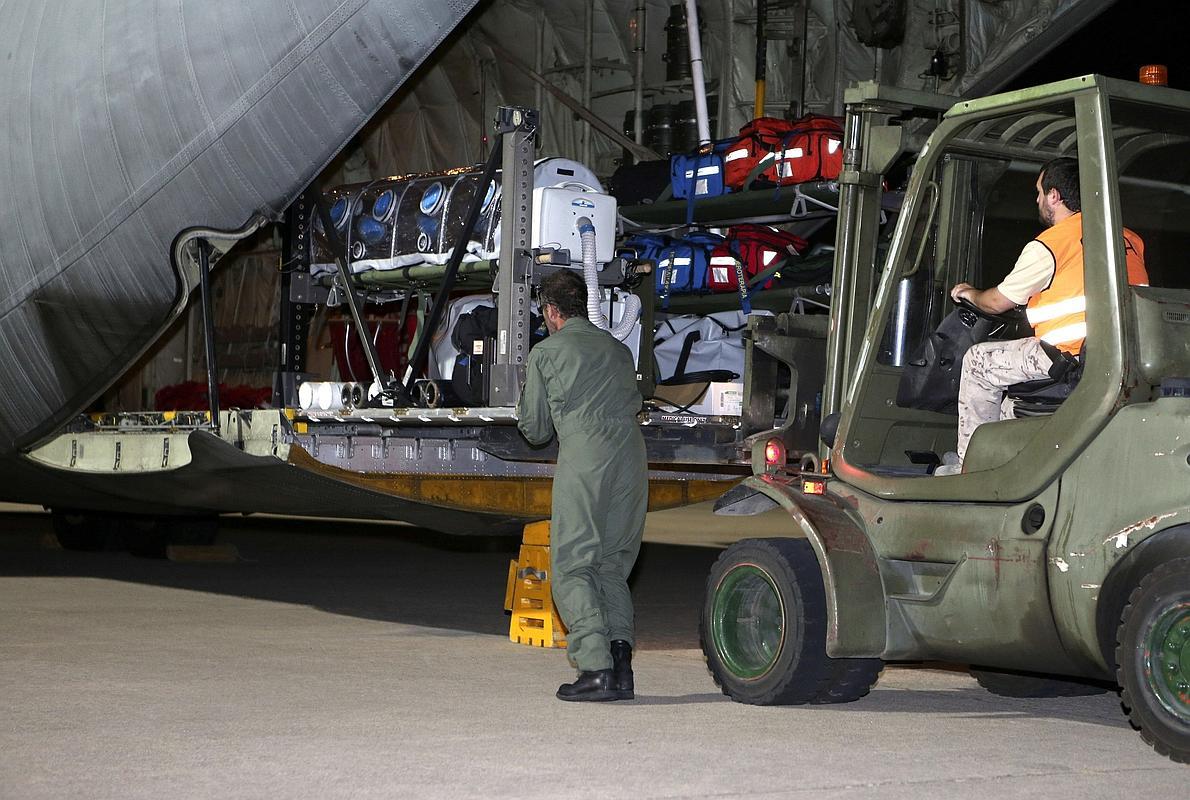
[517,317,648,672]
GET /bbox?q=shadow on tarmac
[0,511,719,651]
[0,511,1131,731]
[624,685,1129,728]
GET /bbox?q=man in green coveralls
[517,270,649,702]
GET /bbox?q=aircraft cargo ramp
[0,0,479,457]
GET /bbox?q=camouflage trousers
[956,337,1055,462]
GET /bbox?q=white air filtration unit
[531,187,617,265]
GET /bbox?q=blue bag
[670,143,730,224]
[655,231,725,308]
[617,232,671,260]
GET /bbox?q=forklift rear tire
[700,537,883,705]
[1115,556,1190,763]
[970,667,1111,698]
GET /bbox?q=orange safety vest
[1026,213,1148,354]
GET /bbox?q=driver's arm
[950,283,1017,314]
[952,240,1056,314]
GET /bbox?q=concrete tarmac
[0,507,1183,798]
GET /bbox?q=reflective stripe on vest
[1027,213,1086,354]
[1026,294,1086,325]
[1039,321,1087,347]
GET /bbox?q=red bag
[707,224,808,294]
[723,115,844,190]
[723,117,791,189]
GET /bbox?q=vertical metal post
[632,1,646,146]
[275,193,316,408]
[823,102,899,427]
[754,0,767,118]
[582,0,594,164]
[489,106,538,407]
[196,240,221,432]
[535,8,546,123]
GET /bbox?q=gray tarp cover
[0,0,478,454]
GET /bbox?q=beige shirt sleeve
[996,240,1056,305]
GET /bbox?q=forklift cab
[833,75,1190,503]
[704,77,1190,762]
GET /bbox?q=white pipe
[576,217,604,327]
[298,381,316,410]
[606,289,642,343]
[683,0,711,146]
[576,216,640,342]
[299,381,345,412]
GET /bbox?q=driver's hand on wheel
[950,283,975,304]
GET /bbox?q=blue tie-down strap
[683,231,726,295]
[733,258,752,315]
[657,246,678,310]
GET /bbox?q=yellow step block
[504,521,567,648]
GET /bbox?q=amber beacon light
[1139,65,1168,86]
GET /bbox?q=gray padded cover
[0,0,477,454]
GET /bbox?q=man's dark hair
[1040,157,1081,212]
[538,269,588,320]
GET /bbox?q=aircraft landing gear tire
[51,511,218,558]
[51,510,113,552]
[120,515,219,559]
[970,667,1111,698]
[700,537,883,705]
[1116,556,1190,763]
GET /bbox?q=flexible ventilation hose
[576,217,641,342]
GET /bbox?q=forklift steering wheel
[953,295,1026,328]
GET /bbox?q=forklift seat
[1004,345,1083,418]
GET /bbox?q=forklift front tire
[1115,556,1190,763]
[700,537,882,705]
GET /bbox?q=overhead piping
[683,0,711,146]
[632,1,646,149]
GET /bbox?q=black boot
[556,669,620,702]
[611,640,634,700]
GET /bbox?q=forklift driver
[937,157,1149,475]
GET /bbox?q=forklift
[701,76,1190,762]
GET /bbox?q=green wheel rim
[1143,600,1190,723]
[711,563,785,680]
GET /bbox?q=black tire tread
[700,537,882,706]
[1115,556,1190,764]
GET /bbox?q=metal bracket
[489,106,539,408]
[496,106,539,137]
[196,240,221,434]
[311,197,411,405]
